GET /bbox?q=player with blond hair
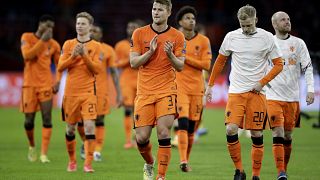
[205,5,283,180]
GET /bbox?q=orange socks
[124,116,132,143]
[178,130,188,162]
[157,139,171,177]
[65,134,76,162]
[41,126,52,155]
[137,140,154,164]
[272,137,285,173]
[77,123,85,142]
[187,133,195,161]
[84,135,96,166]
[283,139,292,171]
[227,134,243,171]
[251,136,264,177]
[95,125,105,152]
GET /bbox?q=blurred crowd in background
[0,0,319,71]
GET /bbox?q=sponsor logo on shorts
[226,111,231,117]
[135,114,139,121]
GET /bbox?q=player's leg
[134,95,155,180]
[155,94,176,179]
[21,87,38,162]
[62,96,79,172]
[225,93,246,179]
[94,115,105,161]
[39,98,53,163]
[66,123,77,172]
[77,121,85,159]
[124,106,134,149]
[267,100,286,178]
[81,95,97,172]
[176,93,190,171]
[283,102,299,173]
[247,92,268,179]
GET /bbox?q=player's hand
[71,44,82,57]
[41,28,53,41]
[149,35,158,53]
[306,92,314,105]
[164,41,174,57]
[205,85,213,102]
[116,94,123,108]
[52,81,60,94]
[251,82,263,94]
[78,43,85,56]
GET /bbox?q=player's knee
[188,120,196,134]
[84,122,95,135]
[251,136,263,145]
[226,124,238,135]
[85,134,95,140]
[158,138,171,146]
[226,134,239,143]
[178,117,188,131]
[284,131,292,140]
[95,120,104,127]
[157,128,170,139]
[136,136,149,145]
[24,121,34,130]
[136,139,150,148]
[65,133,75,141]
[42,115,52,128]
[272,126,284,137]
[125,109,132,117]
[273,137,284,144]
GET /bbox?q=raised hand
[41,28,53,41]
[149,35,158,53]
[164,41,173,57]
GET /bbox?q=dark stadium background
[0,0,319,72]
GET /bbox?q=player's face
[127,22,140,37]
[90,26,103,41]
[275,13,291,33]
[179,13,196,31]
[76,17,91,36]
[152,2,171,25]
[239,17,257,35]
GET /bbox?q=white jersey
[219,28,282,93]
[266,35,314,102]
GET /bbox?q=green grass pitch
[0,108,319,179]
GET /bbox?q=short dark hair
[175,6,197,24]
[39,14,54,23]
[154,0,172,11]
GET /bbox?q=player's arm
[205,54,228,101]
[299,40,314,105]
[185,56,211,71]
[164,42,185,71]
[259,57,283,86]
[110,67,122,107]
[185,38,212,71]
[21,36,45,61]
[81,44,101,75]
[21,30,52,61]
[130,35,157,69]
[57,41,79,72]
[52,42,62,94]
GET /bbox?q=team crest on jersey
[289,46,295,52]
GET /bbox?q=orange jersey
[130,25,186,95]
[176,33,212,95]
[96,42,116,96]
[21,33,61,87]
[115,39,138,89]
[58,38,101,96]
